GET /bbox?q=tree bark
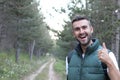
[115,27,120,62]
[15,47,20,63]
[30,40,35,61]
[15,41,20,63]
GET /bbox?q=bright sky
[38,0,86,39]
[39,0,70,30]
[38,0,70,39]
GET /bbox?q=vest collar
[75,38,100,55]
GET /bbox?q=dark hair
[72,15,90,24]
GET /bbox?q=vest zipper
[80,54,85,80]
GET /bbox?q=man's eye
[74,27,80,31]
[82,26,87,29]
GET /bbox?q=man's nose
[80,29,84,34]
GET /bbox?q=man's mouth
[80,36,86,39]
[79,34,87,39]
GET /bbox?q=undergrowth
[54,58,66,80]
[0,52,48,80]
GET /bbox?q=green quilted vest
[68,39,107,80]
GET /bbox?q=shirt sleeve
[66,56,68,75]
[107,52,119,72]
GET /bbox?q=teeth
[80,34,86,38]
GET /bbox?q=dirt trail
[48,58,57,80]
[23,58,57,80]
[23,61,49,80]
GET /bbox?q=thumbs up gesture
[98,43,120,80]
[98,42,110,64]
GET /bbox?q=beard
[77,33,92,47]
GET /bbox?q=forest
[55,0,120,65]
[0,0,120,80]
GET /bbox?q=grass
[0,51,49,80]
[0,51,66,80]
[54,58,66,80]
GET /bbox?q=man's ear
[72,30,75,37]
[91,26,93,33]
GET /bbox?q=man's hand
[98,43,120,80]
[98,42,111,64]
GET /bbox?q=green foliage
[54,59,65,73]
[0,52,48,80]
[0,0,53,55]
[55,0,120,59]
[54,58,66,80]
[56,22,76,57]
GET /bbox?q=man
[66,15,120,80]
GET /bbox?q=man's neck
[81,40,93,53]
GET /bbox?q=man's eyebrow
[81,25,87,27]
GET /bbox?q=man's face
[72,19,93,46]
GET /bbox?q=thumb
[102,42,107,49]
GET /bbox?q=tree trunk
[30,40,35,61]
[15,41,20,63]
[15,47,20,63]
[115,27,120,62]
[117,0,120,67]
[111,37,116,53]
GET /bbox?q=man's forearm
[107,61,120,80]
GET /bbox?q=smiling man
[66,15,120,80]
